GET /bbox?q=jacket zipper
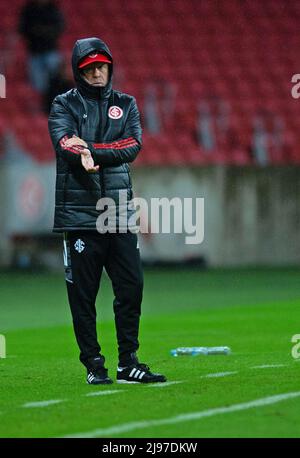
[98,100,108,199]
[99,167,105,198]
[79,98,104,199]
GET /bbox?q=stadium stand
[0,0,299,165]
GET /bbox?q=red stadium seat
[0,0,298,164]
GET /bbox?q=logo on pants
[74,239,85,253]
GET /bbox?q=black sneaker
[87,367,113,385]
[117,363,167,384]
[86,356,113,385]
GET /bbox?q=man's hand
[64,135,88,149]
[64,136,99,172]
[80,149,99,173]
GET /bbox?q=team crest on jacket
[74,239,85,253]
[108,106,123,119]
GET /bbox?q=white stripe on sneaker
[88,373,95,382]
[134,370,141,379]
[129,368,136,378]
[138,371,145,380]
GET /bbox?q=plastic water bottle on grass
[171,346,231,356]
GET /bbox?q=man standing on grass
[48,37,166,385]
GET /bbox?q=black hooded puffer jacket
[48,37,142,232]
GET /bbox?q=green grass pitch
[0,267,300,438]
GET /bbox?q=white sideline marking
[86,390,123,397]
[63,391,300,438]
[251,364,287,369]
[23,400,63,408]
[148,381,183,388]
[201,371,238,378]
[16,361,294,415]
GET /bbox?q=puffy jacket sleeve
[87,97,142,166]
[48,95,81,166]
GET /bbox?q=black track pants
[63,231,143,368]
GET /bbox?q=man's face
[81,62,109,87]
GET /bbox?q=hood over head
[72,37,113,100]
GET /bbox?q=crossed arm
[48,96,142,173]
[61,135,99,173]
